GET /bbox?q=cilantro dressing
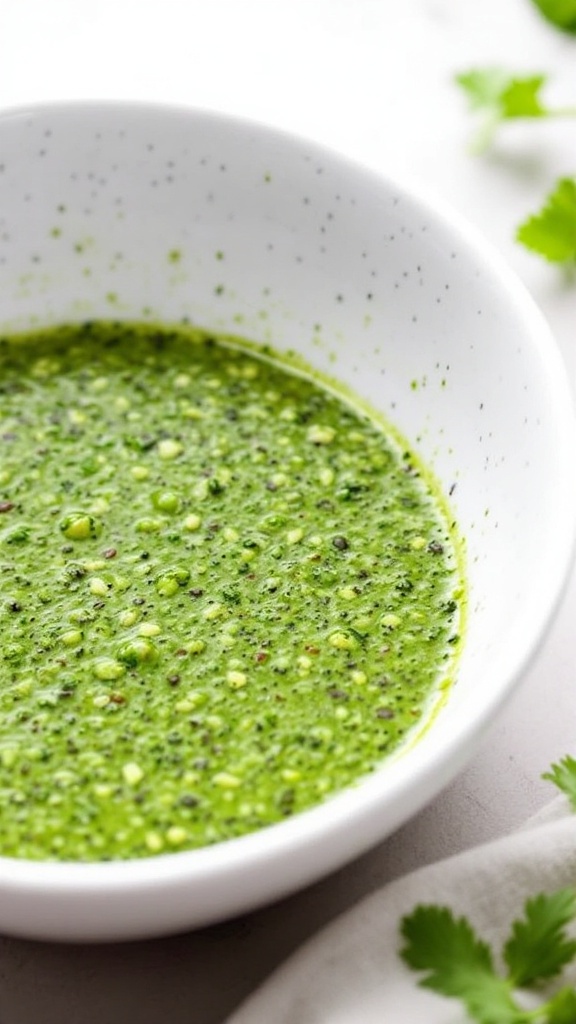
[0,322,462,861]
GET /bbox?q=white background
[0,1,575,1022]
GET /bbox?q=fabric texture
[225,799,576,1023]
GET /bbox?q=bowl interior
[0,103,573,939]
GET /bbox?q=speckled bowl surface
[0,102,574,941]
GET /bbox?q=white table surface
[0,1,575,1021]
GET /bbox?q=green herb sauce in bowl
[0,321,461,861]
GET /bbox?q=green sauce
[0,321,462,861]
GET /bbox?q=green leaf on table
[530,0,576,33]
[543,754,576,809]
[517,178,576,264]
[504,889,576,986]
[400,905,520,1023]
[400,893,576,1022]
[400,758,576,1019]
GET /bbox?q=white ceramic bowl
[0,102,574,942]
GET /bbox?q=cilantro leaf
[531,0,576,33]
[516,178,576,264]
[543,755,576,808]
[504,889,576,986]
[400,758,576,1020]
[455,69,548,121]
[499,76,548,118]
[455,69,549,151]
[400,905,519,1023]
[545,987,576,1023]
[456,68,517,113]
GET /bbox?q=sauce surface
[0,322,462,860]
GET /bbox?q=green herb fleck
[59,512,101,541]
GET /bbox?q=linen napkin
[224,799,576,1023]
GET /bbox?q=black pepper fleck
[332,535,349,551]
[427,540,444,555]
